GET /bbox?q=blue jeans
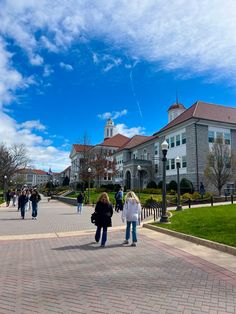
[32,202,38,218]
[77,203,83,213]
[95,226,107,245]
[126,221,137,243]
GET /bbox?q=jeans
[77,203,83,214]
[95,226,107,245]
[125,221,137,243]
[32,202,38,218]
[20,206,25,219]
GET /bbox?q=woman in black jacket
[18,190,28,219]
[94,192,113,247]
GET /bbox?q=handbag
[91,212,97,224]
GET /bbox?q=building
[14,168,50,187]
[114,101,236,193]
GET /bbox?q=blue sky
[1,0,236,171]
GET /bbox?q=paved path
[0,198,236,313]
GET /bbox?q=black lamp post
[88,167,91,204]
[175,156,182,211]
[137,165,141,199]
[3,175,7,202]
[160,140,169,223]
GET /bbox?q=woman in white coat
[122,191,141,247]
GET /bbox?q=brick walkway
[0,198,236,313]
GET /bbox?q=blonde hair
[125,191,140,203]
[98,192,110,204]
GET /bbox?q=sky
[1,0,236,172]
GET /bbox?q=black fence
[141,201,161,222]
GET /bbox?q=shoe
[122,240,129,245]
[100,244,105,248]
[130,242,136,247]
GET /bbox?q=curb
[143,223,236,256]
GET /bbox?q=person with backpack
[30,189,41,220]
[115,187,124,212]
[76,192,84,214]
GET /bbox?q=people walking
[18,190,28,219]
[115,187,124,212]
[25,190,31,212]
[94,192,113,247]
[76,192,84,214]
[122,191,141,247]
[30,190,41,219]
[6,190,11,207]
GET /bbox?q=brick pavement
[0,230,236,314]
[0,197,123,236]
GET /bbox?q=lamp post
[3,175,7,202]
[88,167,91,204]
[137,165,141,199]
[175,156,182,211]
[160,140,169,223]
[74,175,77,191]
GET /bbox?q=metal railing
[141,201,161,222]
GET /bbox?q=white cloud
[43,65,54,77]
[98,109,128,120]
[20,120,46,131]
[59,62,73,71]
[0,111,69,171]
[115,123,145,137]
[1,0,236,106]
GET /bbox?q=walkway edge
[143,223,236,256]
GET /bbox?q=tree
[0,144,29,186]
[62,176,70,186]
[168,180,177,192]
[180,178,194,194]
[204,137,236,195]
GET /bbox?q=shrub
[204,191,213,199]
[144,197,159,207]
[168,189,177,195]
[180,178,194,194]
[146,181,157,189]
[168,180,177,192]
[142,188,162,194]
[192,191,201,200]
[100,184,121,192]
[182,193,192,200]
[157,180,163,189]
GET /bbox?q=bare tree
[204,138,236,195]
[0,143,30,185]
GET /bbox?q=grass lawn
[68,191,163,205]
[153,204,236,247]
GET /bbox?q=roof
[98,134,129,148]
[16,168,48,175]
[73,144,94,152]
[32,169,48,175]
[168,103,185,111]
[156,101,236,134]
[116,135,156,152]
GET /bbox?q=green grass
[153,204,236,247]
[68,191,164,205]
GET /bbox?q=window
[176,134,180,146]
[224,133,231,145]
[182,156,187,168]
[216,132,223,143]
[171,159,175,170]
[154,143,159,155]
[170,137,175,148]
[166,160,170,171]
[155,164,158,173]
[208,131,214,143]
[182,132,186,144]
[166,138,169,146]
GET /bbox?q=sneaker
[130,242,136,247]
[100,244,105,248]
[122,240,129,245]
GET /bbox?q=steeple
[104,118,116,139]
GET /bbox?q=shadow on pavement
[52,242,123,251]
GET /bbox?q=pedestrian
[25,190,31,212]
[115,187,124,212]
[76,192,84,214]
[18,190,28,219]
[30,190,41,220]
[199,182,205,199]
[12,190,17,207]
[6,190,11,207]
[122,191,141,247]
[94,192,113,247]
[47,191,52,202]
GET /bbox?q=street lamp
[88,167,91,204]
[3,175,7,202]
[160,140,169,223]
[137,165,141,199]
[175,156,182,211]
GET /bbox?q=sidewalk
[0,197,235,313]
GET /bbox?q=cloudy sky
[1,0,236,171]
